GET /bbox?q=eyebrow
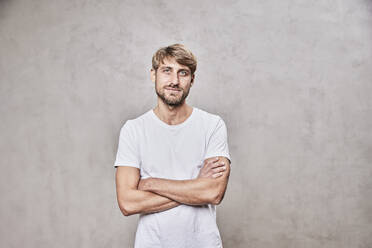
[159,66,172,70]
[159,66,190,72]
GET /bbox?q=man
[114,44,232,248]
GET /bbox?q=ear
[150,68,156,83]
[191,74,195,85]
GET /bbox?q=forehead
[159,57,190,71]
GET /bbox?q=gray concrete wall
[1,0,371,247]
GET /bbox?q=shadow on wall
[0,0,13,19]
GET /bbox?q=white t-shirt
[114,106,232,248]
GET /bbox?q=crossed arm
[115,156,231,216]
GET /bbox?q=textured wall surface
[1,0,372,247]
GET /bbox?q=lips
[166,88,181,92]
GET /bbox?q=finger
[205,157,219,165]
[212,172,223,178]
[212,166,226,173]
[205,157,220,168]
[209,161,226,169]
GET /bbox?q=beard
[155,81,191,107]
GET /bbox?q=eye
[179,70,189,76]
[162,68,171,73]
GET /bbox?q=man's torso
[125,107,226,248]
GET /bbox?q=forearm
[119,189,180,216]
[141,177,220,205]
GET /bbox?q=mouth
[165,87,181,92]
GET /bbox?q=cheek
[156,75,169,84]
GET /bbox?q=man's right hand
[197,157,227,179]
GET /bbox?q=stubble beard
[155,80,191,107]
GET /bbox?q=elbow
[120,208,131,217]
[118,200,135,217]
[211,193,223,205]
[210,186,227,205]
[208,188,224,205]
[119,203,131,216]
[205,181,227,205]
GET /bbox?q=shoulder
[118,110,152,140]
[121,109,151,129]
[194,107,225,128]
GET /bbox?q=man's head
[151,44,197,107]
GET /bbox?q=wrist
[138,177,154,191]
[144,177,156,191]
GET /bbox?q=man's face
[151,57,194,107]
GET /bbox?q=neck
[153,100,193,125]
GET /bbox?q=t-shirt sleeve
[113,120,141,169]
[204,116,232,166]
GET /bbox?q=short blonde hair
[152,44,197,75]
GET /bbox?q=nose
[169,72,180,86]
